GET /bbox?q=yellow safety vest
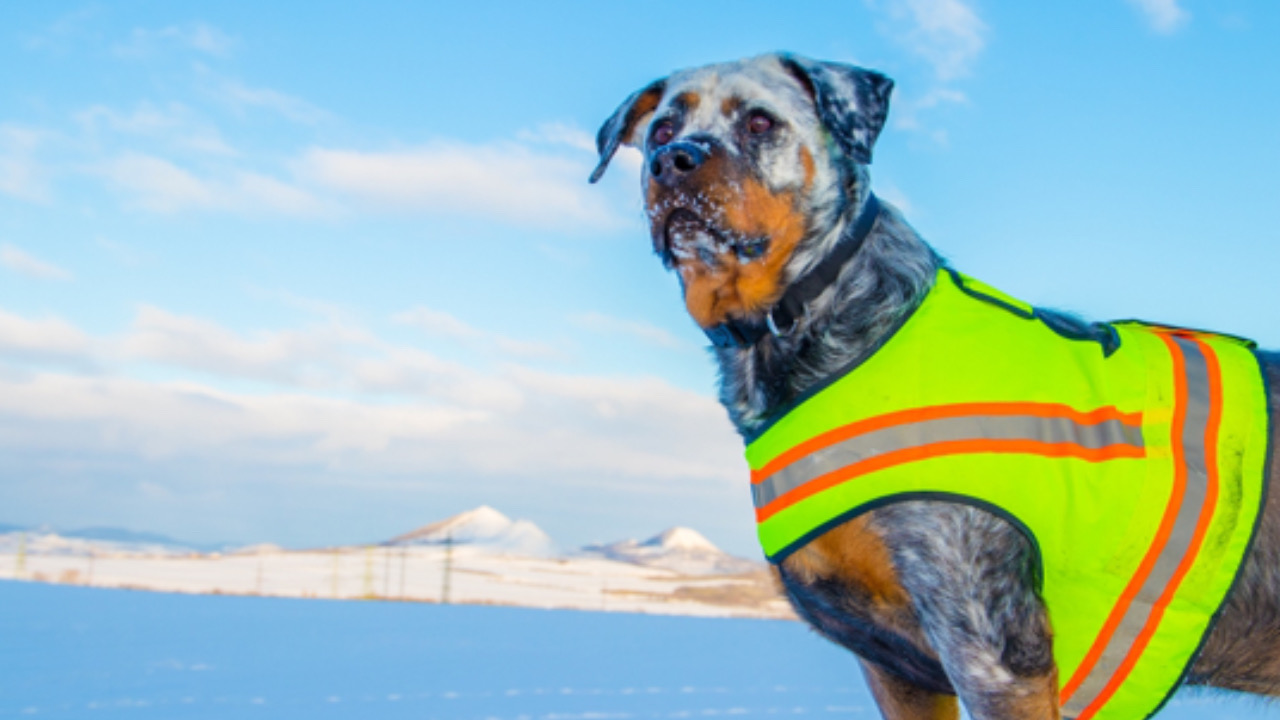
[746,268,1270,720]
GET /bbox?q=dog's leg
[860,660,959,720]
[875,502,1060,720]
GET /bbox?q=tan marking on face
[619,86,666,148]
[800,146,816,190]
[674,91,701,111]
[720,96,742,117]
[678,175,808,327]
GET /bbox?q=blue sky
[1,1,1277,555]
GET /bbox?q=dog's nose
[649,142,708,187]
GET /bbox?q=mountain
[0,524,222,553]
[584,527,761,575]
[388,506,556,557]
[62,527,196,548]
[0,529,191,557]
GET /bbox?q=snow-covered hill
[584,527,761,575]
[388,506,556,557]
[0,528,194,557]
[0,507,784,618]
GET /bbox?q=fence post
[363,546,375,599]
[15,531,26,580]
[441,531,453,604]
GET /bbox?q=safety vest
[746,268,1270,720]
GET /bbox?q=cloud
[114,23,236,58]
[892,87,969,133]
[517,123,597,153]
[1126,0,1190,34]
[869,0,988,80]
[571,312,684,349]
[0,308,92,362]
[298,141,625,230]
[77,102,237,156]
[100,153,322,215]
[394,307,559,359]
[121,305,374,387]
[0,305,741,486]
[0,244,72,281]
[210,77,331,125]
[0,125,51,202]
[121,305,529,408]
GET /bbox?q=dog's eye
[651,121,675,146]
[747,112,774,134]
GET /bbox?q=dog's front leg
[860,659,959,720]
[875,502,1060,720]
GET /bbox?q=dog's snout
[650,142,708,186]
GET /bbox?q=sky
[1,0,1277,556]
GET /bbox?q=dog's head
[591,53,893,328]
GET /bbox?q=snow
[0,507,787,619]
[583,527,761,575]
[645,526,721,552]
[389,505,557,557]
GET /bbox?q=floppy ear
[778,54,894,166]
[589,78,666,183]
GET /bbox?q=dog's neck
[713,190,941,438]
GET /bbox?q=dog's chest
[774,517,955,695]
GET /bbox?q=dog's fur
[593,53,1280,720]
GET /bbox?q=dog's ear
[778,54,893,166]
[590,78,667,183]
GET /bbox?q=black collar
[703,193,883,349]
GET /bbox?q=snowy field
[0,544,785,619]
[1,581,1272,720]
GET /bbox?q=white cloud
[1126,0,1190,34]
[394,307,559,359]
[874,184,914,216]
[100,153,322,216]
[114,23,236,58]
[0,244,72,281]
[892,87,969,134]
[0,125,51,203]
[0,305,742,486]
[77,102,237,156]
[571,312,684,349]
[869,0,988,80]
[211,77,331,125]
[121,305,374,387]
[298,141,624,230]
[120,305,531,408]
[0,309,91,359]
[518,123,597,153]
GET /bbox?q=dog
[590,53,1280,720]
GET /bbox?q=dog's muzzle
[649,141,708,188]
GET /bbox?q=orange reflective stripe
[1074,337,1225,720]
[754,438,1145,523]
[1061,335,1192,706]
[751,402,1142,484]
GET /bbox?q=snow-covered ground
[0,507,791,619]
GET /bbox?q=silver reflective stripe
[752,414,1144,509]
[1062,336,1213,718]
